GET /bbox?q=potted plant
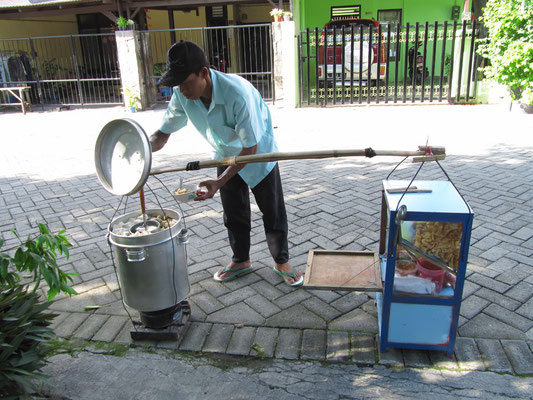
[283,11,293,21]
[124,87,141,112]
[270,8,284,22]
[116,16,135,30]
[520,87,533,114]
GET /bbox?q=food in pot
[112,214,178,236]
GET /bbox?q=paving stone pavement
[1,103,533,377]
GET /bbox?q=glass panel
[393,221,463,296]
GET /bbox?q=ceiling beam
[0,0,283,20]
[101,10,117,23]
[131,7,142,18]
[0,4,117,20]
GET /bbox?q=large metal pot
[108,208,190,313]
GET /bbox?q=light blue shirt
[160,69,278,188]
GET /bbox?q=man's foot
[273,263,304,287]
[213,260,253,282]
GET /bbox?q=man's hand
[195,180,221,201]
[149,130,170,152]
[194,144,258,201]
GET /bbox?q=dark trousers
[218,163,289,264]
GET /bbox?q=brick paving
[1,103,533,375]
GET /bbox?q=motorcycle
[408,43,429,85]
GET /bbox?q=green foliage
[0,224,77,396]
[116,16,135,30]
[477,0,533,102]
[153,63,166,77]
[0,284,56,397]
[41,59,60,80]
[0,223,77,301]
[123,87,142,110]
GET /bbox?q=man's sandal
[213,265,253,282]
[273,265,304,287]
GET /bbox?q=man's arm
[196,144,258,200]
[149,130,170,152]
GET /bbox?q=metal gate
[140,24,274,102]
[0,33,122,106]
[298,21,481,106]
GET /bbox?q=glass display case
[376,180,474,355]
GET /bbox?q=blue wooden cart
[376,180,474,355]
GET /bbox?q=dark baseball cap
[158,41,208,87]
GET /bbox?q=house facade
[0,0,482,108]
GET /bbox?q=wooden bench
[0,86,32,114]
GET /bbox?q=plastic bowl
[173,184,198,203]
[416,258,445,292]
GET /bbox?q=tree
[477,0,533,104]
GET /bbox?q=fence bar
[411,23,419,103]
[269,26,275,104]
[296,29,309,108]
[402,23,410,103]
[304,28,309,106]
[465,20,476,102]
[323,26,329,103]
[376,24,382,104]
[367,24,372,105]
[429,21,438,102]
[393,23,400,103]
[315,27,319,106]
[439,21,448,102]
[358,24,363,104]
[384,23,391,104]
[472,24,480,100]
[28,37,43,107]
[447,21,457,104]
[349,25,354,104]
[332,26,337,105]
[420,22,429,102]
[70,35,83,105]
[456,20,467,103]
[341,25,346,105]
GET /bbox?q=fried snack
[175,188,188,194]
[413,222,462,270]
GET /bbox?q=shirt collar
[210,69,225,105]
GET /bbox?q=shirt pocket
[210,125,241,152]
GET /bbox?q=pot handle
[178,228,189,245]
[126,248,146,262]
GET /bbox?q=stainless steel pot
[108,208,190,312]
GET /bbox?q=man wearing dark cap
[150,41,303,287]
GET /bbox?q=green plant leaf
[47,287,59,300]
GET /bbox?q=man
[150,41,303,287]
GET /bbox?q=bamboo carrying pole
[150,146,445,176]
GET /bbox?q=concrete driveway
[1,102,533,376]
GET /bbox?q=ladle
[130,220,160,234]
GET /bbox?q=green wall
[299,0,465,29]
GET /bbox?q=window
[377,9,402,61]
[331,5,361,21]
[377,9,402,26]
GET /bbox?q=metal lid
[94,119,152,196]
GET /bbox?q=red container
[416,258,445,292]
